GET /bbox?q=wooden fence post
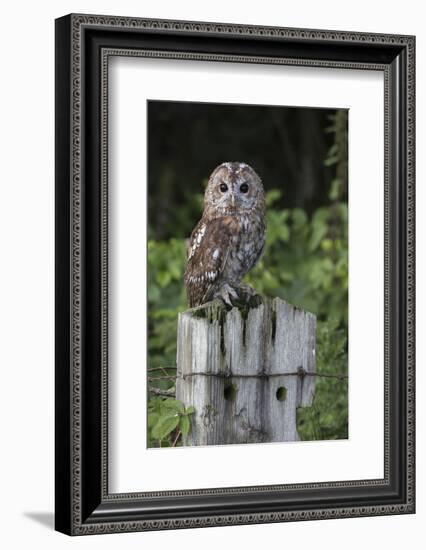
[176,297,316,446]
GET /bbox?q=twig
[148,366,176,373]
[172,428,182,448]
[148,386,175,397]
[307,372,348,380]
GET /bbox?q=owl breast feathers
[184,162,266,308]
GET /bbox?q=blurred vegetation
[147,103,348,447]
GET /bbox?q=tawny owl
[184,162,266,308]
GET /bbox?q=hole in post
[224,383,237,401]
[276,386,287,401]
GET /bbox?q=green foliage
[245,195,348,328]
[147,397,195,447]
[324,110,348,201]
[148,239,187,376]
[297,319,348,440]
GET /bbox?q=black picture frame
[55,13,415,535]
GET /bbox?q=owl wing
[184,217,235,308]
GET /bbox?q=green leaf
[179,414,190,436]
[324,156,339,167]
[327,143,339,156]
[152,414,180,440]
[162,398,185,413]
[291,208,308,229]
[147,412,160,429]
[329,178,341,201]
[185,406,195,415]
[309,223,327,251]
[157,271,172,288]
[265,189,282,207]
[278,223,290,242]
[148,283,161,303]
[321,238,333,252]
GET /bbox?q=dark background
[147,100,344,241]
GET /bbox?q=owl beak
[230,195,236,207]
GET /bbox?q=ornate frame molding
[55,14,415,535]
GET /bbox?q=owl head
[204,162,265,215]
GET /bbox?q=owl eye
[239,183,249,193]
[219,183,228,193]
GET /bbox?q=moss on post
[176,296,316,446]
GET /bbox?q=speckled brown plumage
[184,162,266,308]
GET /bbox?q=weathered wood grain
[176,297,316,445]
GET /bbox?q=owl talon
[237,283,257,298]
[234,284,260,306]
[214,284,239,307]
